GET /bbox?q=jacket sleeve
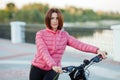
[35,31,57,68]
[66,32,99,54]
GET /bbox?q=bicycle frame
[62,54,105,80]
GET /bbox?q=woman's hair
[45,8,64,30]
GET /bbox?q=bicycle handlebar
[62,54,105,73]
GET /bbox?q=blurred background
[0,0,120,80]
[1,0,120,55]
[0,0,120,43]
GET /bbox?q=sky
[0,0,120,13]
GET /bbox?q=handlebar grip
[98,52,107,58]
[90,54,103,63]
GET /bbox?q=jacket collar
[46,28,60,34]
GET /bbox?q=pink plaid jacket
[32,28,99,70]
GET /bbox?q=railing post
[111,25,120,61]
[10,21,26,43]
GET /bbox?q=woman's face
[50,12,58,31]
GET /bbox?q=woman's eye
[51,17,58,20]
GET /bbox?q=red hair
[45,8,64,30]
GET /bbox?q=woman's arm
[67,34,99,54]
[66,33,107,58]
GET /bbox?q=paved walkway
[0,38,120,80]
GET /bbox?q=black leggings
[29,65,59,80]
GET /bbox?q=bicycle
[61,54,106,80]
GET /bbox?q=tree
[6,3,14,19]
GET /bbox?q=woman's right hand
[52,66,63,74]
[97,50,107,59]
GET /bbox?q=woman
[29,8,107,80]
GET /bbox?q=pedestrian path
[0,38,120,80]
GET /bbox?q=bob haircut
[45,8,64,30]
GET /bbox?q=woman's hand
[52,66,63,74]
[97,50,107,59]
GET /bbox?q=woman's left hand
[97,50,107,59]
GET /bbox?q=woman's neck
[52,28,57,32]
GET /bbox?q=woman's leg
[29,65,46,80]
[43,70,59,80]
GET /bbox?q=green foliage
[80,9,100,21]
[0,2,120,24]
[14,3,48,23]
[0,10,9,22]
